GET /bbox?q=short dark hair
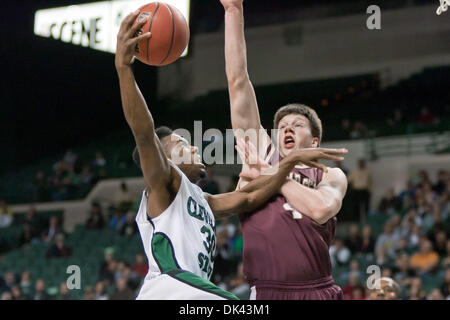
[132,126,173,169]
[273,103,323,144]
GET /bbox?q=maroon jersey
[239,146,337,289]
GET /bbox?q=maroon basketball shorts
[249,276,343,300]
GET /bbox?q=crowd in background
[339,107,441,141]
[1,164,450,299]
[32,149,108,202]
[332,168,450,299]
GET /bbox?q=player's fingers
[235,145,245,160]
[127,16,148,38]
[317,152,345,162]
[130,32,152,46]
[319,148,348,155]
[120,10,140,31]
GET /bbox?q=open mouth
[284,135,295,149]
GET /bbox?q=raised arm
[115,11,175,217]
[220,0,271,156]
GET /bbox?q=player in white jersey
[116,10,348,300]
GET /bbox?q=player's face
[277,114,318,158]
[369,279,399,300]
[166,134,206,181]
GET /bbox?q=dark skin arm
[206,147,346,219]
[115,11,180,218]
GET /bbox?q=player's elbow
[226,72,250,89]
[313,201,341,225]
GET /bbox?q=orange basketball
[132,2,189,66]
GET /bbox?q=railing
[366,131,450,160]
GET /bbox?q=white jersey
[135,166,216,282]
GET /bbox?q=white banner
[34,0,190,55]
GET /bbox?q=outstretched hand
[236,138,348,180]
[115,10,152,69]
[288,148,348,173]
[220,0,244,10]
[235,138,271,180]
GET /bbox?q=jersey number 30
[198,225,215,278]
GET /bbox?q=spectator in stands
[114,260,128,283]
[416,107,438,127]
[0,199,13,228]
[329,238,351,267]
[228,263,249,299]
[433,170,448,195]
[63,149,77,166]
[42,216,64,243]
[394,237,410,256]
[348,159,373,221]
[100,250,117,286]
[109,210,127,232]
[407,277,426,300]
[33,171,50,202]
[345,224,362,254]
[1,292,12,300]
[427,288,445,300]
[93,151,107,168]
[19,271,32,298]
[212,229,235,284]
[86,203,105,230]
[378,188,401,216]
[342,273,360,300]
[439,268,450,299]
[11,285,26,300]
[94,281,109,300]
[115,182,134,213]
[342,259,362,284]
[19,223,35,248]
[110,277,134,300]
[58,282,73,300]
[360,225,375,254]
[368,277,401,300]
[197,166,220,195]
[340,119,352,140]
[119,212,138,236]
[130,253,148,279]
[441,240,450,269]
[393,253,415,287]
[410,239,439,275]
[33,279,50,300]
[376,222,400,259]
[350,285,366,300]
[433,230,448,257]
[83,286,95,300]
[45,233,72,259]
[79,165,94,185]
[386,108,404,128]
[230,224,243,262]
[349,121,368,140]
[23,206,42,238]
[216,217,236,239]
[1,272,17,293]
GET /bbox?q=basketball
[132,2,189,66]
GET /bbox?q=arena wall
[158,3,450,99]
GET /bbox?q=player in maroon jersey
[220,0,349,300]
